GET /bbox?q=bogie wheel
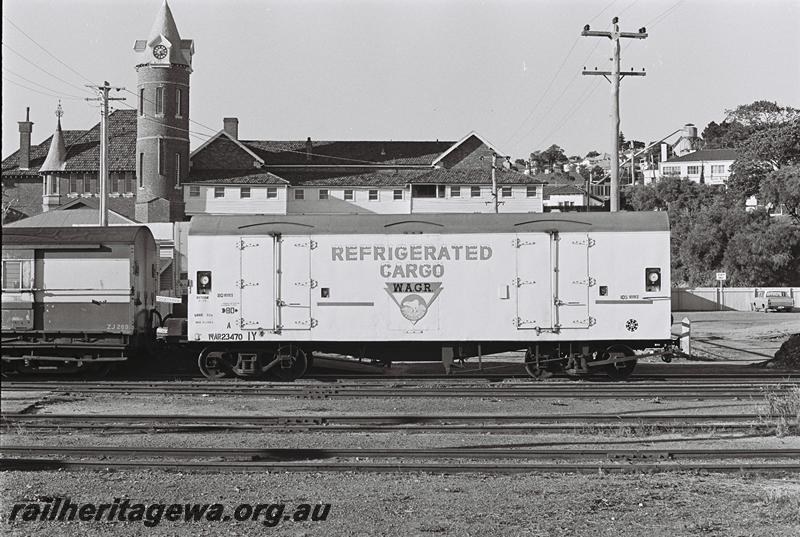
[271,345,308,382]
[602,345,637,380]
[198,347,235,379]
[523,347,552,380]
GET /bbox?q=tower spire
[41,101,67,172]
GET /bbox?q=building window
[175,153,181,188]
[267,187,277,199]
[450,186,461,197]
[319,189,329,200]
[240,187,251,199]
[501,186,512,198]
[662,166,680,176]
[294,189,305,200]
[471,186,481,198]
[158,139,165,175]
[1,260,23,290]
[125,171,134,193]
[437,185,446,198]
[175,88,182,118]
[139,88,144,116]
[526,185,538,197]
[368,190,378,201]
[138,153,144,187]
[393,189,403,200]
[86,172,96,194]
[214,187,224,198]
[155,87,164,115]
[70,175,84,194]
[711,165,726,174]
[687,165,700,175]
[411,185,436,198]
[344,189,354,201]
[189,186,200,197]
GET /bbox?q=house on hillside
[658,149,737,186]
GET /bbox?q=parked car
[752,290,794,312]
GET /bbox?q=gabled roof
[5,204,136,228]
[2,109,137,177]
[278,169,431,187]
[410,168,545,185]
[242,140,454,167]
[189,130,265,165]
[186,170,288,185]
[431,132,505,166]
[665,149,738,163]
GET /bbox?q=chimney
[18,107,33,170]
[306,137,312,162]
[660,143,668,163]
[223,117,239,140]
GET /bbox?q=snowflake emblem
[625,319,639,332]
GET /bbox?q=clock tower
[133,0,194,222]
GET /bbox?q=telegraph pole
[86,81,125,226]
[581,17,647,211]
[491,153,498,213]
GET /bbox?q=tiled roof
[5,205,135,227]
[56,196,137,219]
[186,170,289,185]
[243,140,454,166]
[537,171,585,184]
[278,169,430,187]
[411,168,547,185]
[2,110,137,177]
[543,184,586,197]
[665,149,738,163]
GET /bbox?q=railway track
[2,446,798,474]
[2,379,797,399]
[1,412,780,433]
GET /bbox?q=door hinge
[516,278,536,287]
[239,280,260,289]
[309,240,318,250]
[514,238,536,247]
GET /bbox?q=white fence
[671,287,800,312]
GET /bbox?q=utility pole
[491,153,498,213]
[581,17,647,211]
[630,140,636,185]
[86,81,125,226]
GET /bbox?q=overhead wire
[2,67,89,100]
[2,15,96,86]
[503,0,621,148]
[2,76,85,101]
[1,42,96,96]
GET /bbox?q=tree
[538,144,568,168]
[702,101,799,150]
[701,120,754,149]
[586,150,600,158]
[728,119,800,198]
[724,100,800,128]
[760,164,800,224]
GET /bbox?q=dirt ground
[2,310,798,535]
[673,311,800,362]
[2,470,799,536]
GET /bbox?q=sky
[2,0,799,161]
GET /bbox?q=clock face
[153,44,168,60]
